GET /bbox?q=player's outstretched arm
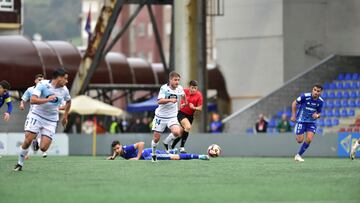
[62,100,71,127]
[107,151,118,160]
[290,100,297,122]
[129,142,145,160]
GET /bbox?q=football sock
[298,142,310,156]
[163,133,176,145]
[180,131,189,147]
[171,137,181,149]
[151,140,158,155]
[18,147,29,166]
[179,154,199,160]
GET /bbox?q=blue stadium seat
[344,82,351,89]
[352,73,359,80]
[323,82,330,90]
[333,118,340,126]
[246,128,254,134]
[357,100,360,108]
[325,118,333,127]
[351,81,358,89]
[268,119,277,128]
[348,109,355,117]
[328,91,335,99]
[350,90,357,99]
[341,99,348,108]
[336,82,344,89]
[290,121,295,127]
[284,110,291,118]
[336,91,343,99]
[326,100,333,108]
[343,91,350,99]
[349,99,356,108]
[333,100,341,108]
[345,73,352,80]
[329,83,336,90]
[326,109,334,117]
[317,118,325,127]
[321,91,328,99]
[267,128,278,134]
[334,108,341,117]
[340,109,348,117]
[322,101,327,108]
[338,73,345,80]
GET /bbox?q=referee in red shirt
[169,80,203,153]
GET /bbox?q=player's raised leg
[39,135,52,156]
[294,123,305,162]
[296,130,314,162]
[350,139,360,160]
[151,131,161,162]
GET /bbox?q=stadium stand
[257,73,360,134]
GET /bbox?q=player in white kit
[19,74,48,158]
[14,68,71,171]
[151,71,186,162]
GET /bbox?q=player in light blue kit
[107,140,209,161]
[291,84,324,162]
[14,68,71,171]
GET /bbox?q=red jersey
[180,88,203,116]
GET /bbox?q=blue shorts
[294,122,317,135]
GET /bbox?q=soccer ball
[207,144,221,157]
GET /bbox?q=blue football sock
[298,142,310,156]
[179,154,199,160]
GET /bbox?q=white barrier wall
[0,133,69,156]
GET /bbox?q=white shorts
[152,115,180,132]
[24,113,57,140]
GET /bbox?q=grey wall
[68,133,338,157]
[215,0,284,112]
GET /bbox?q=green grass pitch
[1,156,359,203]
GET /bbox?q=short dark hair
[0,80,11,90]
[189,80,198,87]
[169,71,180,79]
[35,74,44,79]
[53,68,68,79]
[111,140,121,149]
[313,83,323,90]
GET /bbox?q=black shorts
[177,111,194,124]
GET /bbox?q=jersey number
[25,118,37,127]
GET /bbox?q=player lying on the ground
[106,140,209,161]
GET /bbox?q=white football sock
[163,133,176,145]
[151,140,158,155]
[18,147,29,166]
